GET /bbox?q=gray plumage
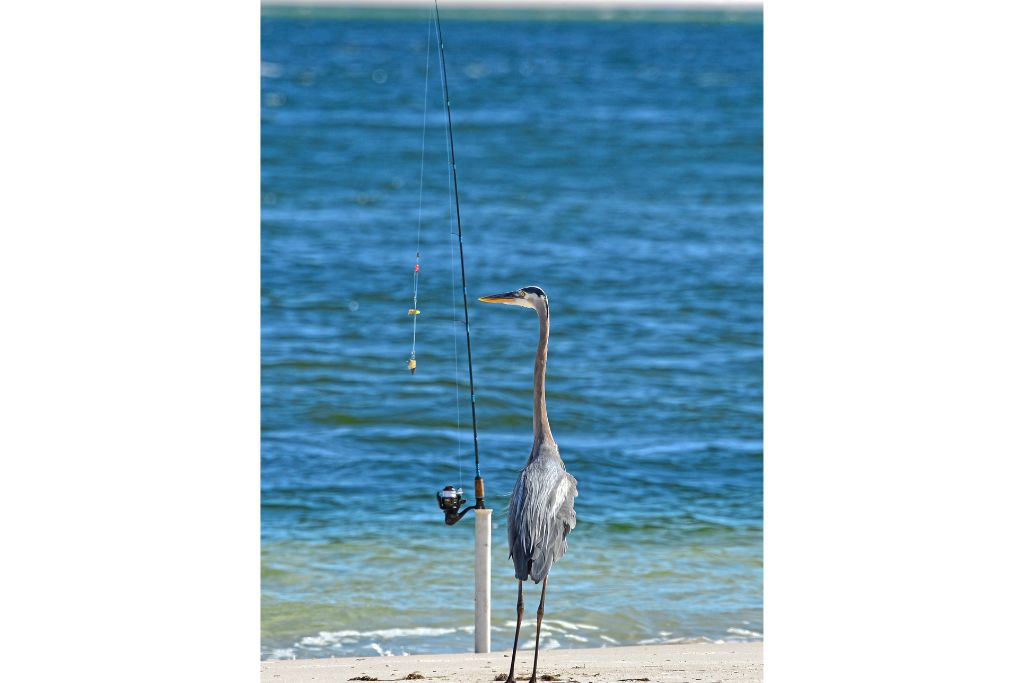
[508,446,578,582]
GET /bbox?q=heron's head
[479,285,548,311]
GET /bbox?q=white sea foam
[290,620,756,659]
[300,633,343,647]
[365,627,458,638]
[544,619,600,631]
[637,634,724,646]
[300,626,458,647]
[726,627,763,638]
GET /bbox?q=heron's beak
[479,291,520,305]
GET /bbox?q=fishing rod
[411,1,484,521]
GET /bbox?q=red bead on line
[414,264,420,272]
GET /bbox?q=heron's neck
[532,302,555,455]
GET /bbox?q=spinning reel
[436,478,485,525]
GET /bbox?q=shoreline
[261,642,763,682]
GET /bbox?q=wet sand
[261,642,763,682]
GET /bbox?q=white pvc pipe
[474,508,492,653]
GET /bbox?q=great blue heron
[480,285,578,683]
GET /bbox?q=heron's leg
[508,580,524,681]
[528,577,548,683]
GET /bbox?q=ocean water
[261,8,762,661]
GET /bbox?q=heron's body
[480,285,577,683]
[508,448,577,582]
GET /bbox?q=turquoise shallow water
[262,8,762,660]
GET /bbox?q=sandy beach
[261,642,762,682]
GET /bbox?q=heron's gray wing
[560,472,578,540]
[529,469,577,581]
[507,471,531,581]
[507,460,578,583]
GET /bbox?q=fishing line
[433,0,483,484]
[413,2,487,519]
[431,7,465,487]
[444,66,466,489]
[408,9,466,488]
[407,16,433,376]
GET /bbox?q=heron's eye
[517,289,526,297]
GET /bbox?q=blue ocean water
[262,8,762,661]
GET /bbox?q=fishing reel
[436,486,471,526]
[436,479,485,526]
